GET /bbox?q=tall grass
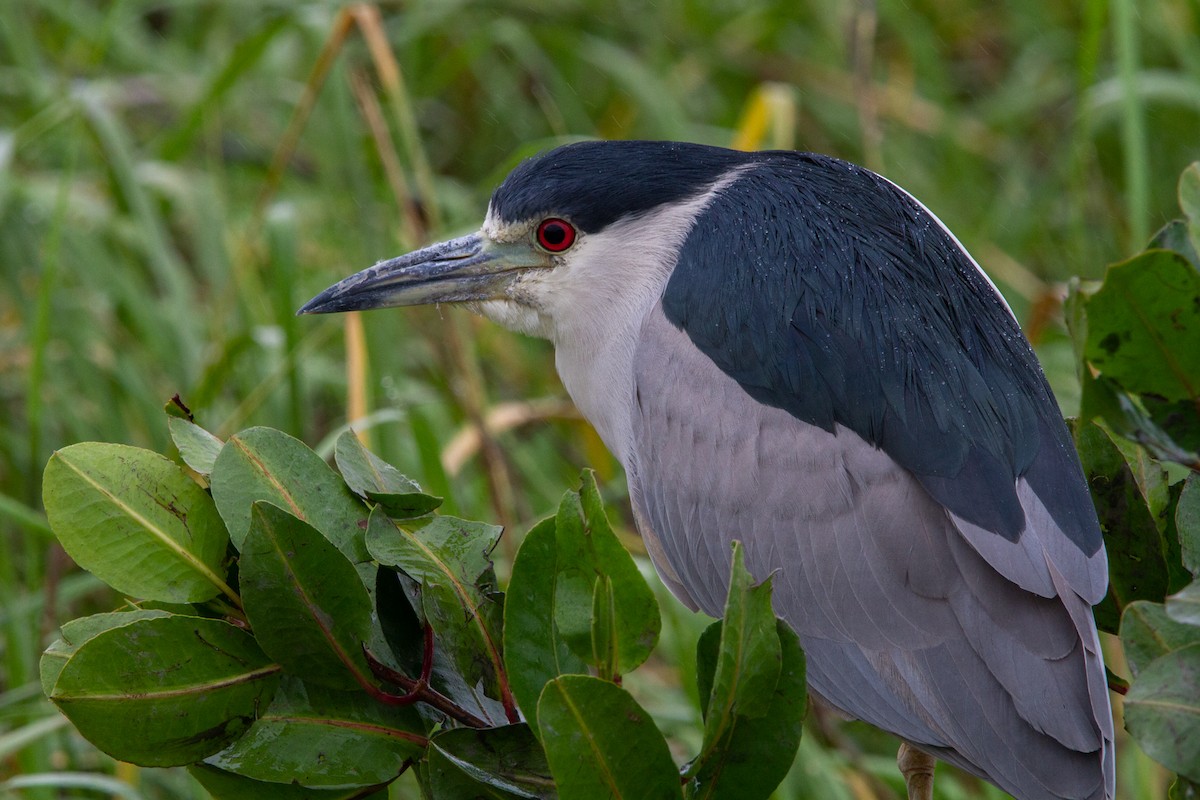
[2,1,1198,797]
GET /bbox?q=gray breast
[623,306,1113,800]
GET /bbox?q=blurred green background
[2,1,1198,797]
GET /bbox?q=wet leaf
[50,616,279,766]
[240,502,374,691]
[43,443,232,603]
[538,675,681,800]
[206,676,425,786]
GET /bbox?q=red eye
[536,218,576,252]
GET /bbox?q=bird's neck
[546,184,736,463]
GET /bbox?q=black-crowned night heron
[301,141,1114,800]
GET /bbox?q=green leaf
[1075,422,1173,631]
[686,619,805,800]
[168,415,224,477]
[241,502,375,691]
[591,575,617,679]
[43,443,233,603]
[40,610,172,697]
[1168,580,1200,627]
[553,471,660,674]
[1083,250,1200,404]
[504,517,588,737]
[210,427,369,560]
[334,431,422,496]
[701,543,780,724]
[190,764,389,800]
[50,616,280,767]
[1120,601,1200,678]
[1170,775,1200,800]
[1124,642,1200,782]
[1179,473,1200,577]
[1150,221,1200,271]
[425,724,555,800]
[1181,162,1200,258]
[206,676,425,787]
[366,490,444,519]
[537,675,682,800]
[367,508,512,723]
[367,510,502,587]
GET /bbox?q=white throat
[536,178,738,462]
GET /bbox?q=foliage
[1067,163,1200,788]
[3,2,1200,798]
[38,412,805,799]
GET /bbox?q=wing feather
[628,308,1112,800]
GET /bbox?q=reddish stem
[362,626,490,728]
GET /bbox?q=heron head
[298,141,743,338]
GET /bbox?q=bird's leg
[897,743,936,800]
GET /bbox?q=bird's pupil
[537,218,575,251]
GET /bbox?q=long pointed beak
[298,233,538,315]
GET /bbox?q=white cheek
[472,299,551,338]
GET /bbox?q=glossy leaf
[334,430,422,496]
[687,619,805,800]
[553,471,660,673]
[207,676,425,787]
[240,502,374,691]
[50,616,279,766]
[1076,422,1173,632]
[40,610,172,696]
[210,427,369,561]
[538,675,682,800]
[190,764,389,800]
[504,517,588,736]
[1121,600,1200,678]
[43,443,232,603]
[425,724,555,799]
[1124,642,1200,782]
[168,415,224,477]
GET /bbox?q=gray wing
[628,308,1113,800]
